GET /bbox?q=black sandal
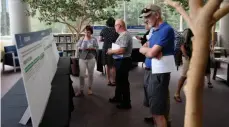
[110,82,116,86]
[107,81,112,86]
[174,95,182,102]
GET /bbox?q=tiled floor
[1,62,229,127]
[70,63,229,127]
[1,63,22,98]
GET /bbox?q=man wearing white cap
[139,4,174,127]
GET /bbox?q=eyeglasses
[115,24,121,27]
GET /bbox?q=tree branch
[204,0,223,20]
[78,16,88,33]
[189,0,202,17]
[59,16,79,33]
[164,0,193,30]
[78,16,83,33]
[43,17,78,34]
[212,3,229,24]
[67,25,74,35]
[211,24,216,44]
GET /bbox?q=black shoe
[144,117,155,125]
[208,83,213,88]
[116,104,132,110]
[109,97,120,104]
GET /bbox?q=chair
[2,45,20,72]
[58,51,63,57]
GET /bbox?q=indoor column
[8,0,30,43]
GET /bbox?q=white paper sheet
[112,43,123,59]
[151,55,176,74]
[132,36,138,40]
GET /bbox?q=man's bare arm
[139,47,151,55]
[143,42,149,47]
[107,48,125,55]
[145,45,162,58]
[139,42,150,55]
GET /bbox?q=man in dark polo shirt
[139,4,175,127]
[107,19,133,109]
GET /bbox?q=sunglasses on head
[141,8,152,14]
[141,8,159,14]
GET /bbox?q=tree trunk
[184,27,211,127]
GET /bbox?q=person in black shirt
[174,28,213,102]
[135,21,151,45]
[99,17,119,86]
[174,28,193,102]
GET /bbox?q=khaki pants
[79,58,96,90]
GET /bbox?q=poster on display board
[40,31,58,82]
[15,29,59,127]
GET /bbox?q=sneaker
[116,104,132,110]
[88,89,93,95]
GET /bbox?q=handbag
[71,57,80,76]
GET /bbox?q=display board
[15,29,59,127]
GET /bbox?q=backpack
[174,30,184,70]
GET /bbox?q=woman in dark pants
[99,17,119,86]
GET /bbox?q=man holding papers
[139,4,175,127]
[107,19,133,110]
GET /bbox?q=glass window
[30,16,64,33]
[1,0,10,36]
